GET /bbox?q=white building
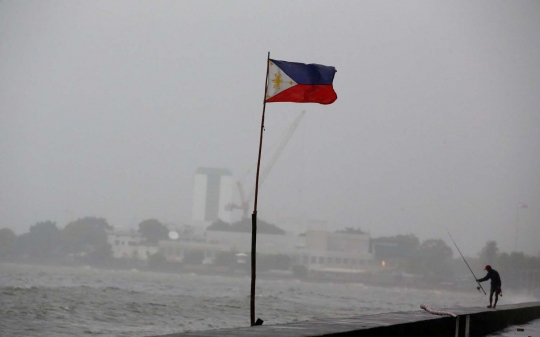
[205,230,297,255]
[107,231,158,261]
[191,167,233,227]
[155,226,373,271]
[159,239,228,263]
[293,230,374,270]
[158,230,296,263]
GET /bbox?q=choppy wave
[1,263,534,337]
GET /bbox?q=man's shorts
[490,285,502,297]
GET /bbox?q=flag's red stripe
[266,85,337,105]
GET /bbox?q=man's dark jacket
[478,269,502,287]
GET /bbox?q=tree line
[0,217,171,265]
[477,241,540,288]
[2,219,539,289]
[371,234,540,288]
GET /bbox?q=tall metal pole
[251,51,270,326]
[514,206,520,252]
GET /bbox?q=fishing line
[446,229,486,295]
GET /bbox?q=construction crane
[226,111,306,218]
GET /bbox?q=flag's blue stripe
[270,59,336,85]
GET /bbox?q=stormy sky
[1,1,539,256]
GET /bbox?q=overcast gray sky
[1,1,539,256]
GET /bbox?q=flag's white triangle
[266,61,297,100]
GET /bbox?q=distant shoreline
[0,260,480,295]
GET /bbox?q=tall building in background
[191,167,233,227]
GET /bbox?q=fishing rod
[446,229,486,295]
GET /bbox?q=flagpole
[251,51,270,326]
[514,205,520,252]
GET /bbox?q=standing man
[476,265,502,308]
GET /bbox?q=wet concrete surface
[152,302,540,337]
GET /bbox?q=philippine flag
[265,59,337,105]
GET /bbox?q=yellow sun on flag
[272,72,283,90]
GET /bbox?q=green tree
[529,256,540,270]
[62,217,112,257]
[0,228,17,259]
[13,221,62,259]
[508,251,527,270]
[393,234,420,252]
[496,251,540,289]
[479,241,499,266]
[497,252,510,270]
[418,239,453,275]
[138,219,169,245]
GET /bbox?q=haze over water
[1,263,535,337]
[1,1,540,256]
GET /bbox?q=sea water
[0,263,532,337]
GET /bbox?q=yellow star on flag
[266,61,297,100]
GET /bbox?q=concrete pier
[153,302,540,337]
